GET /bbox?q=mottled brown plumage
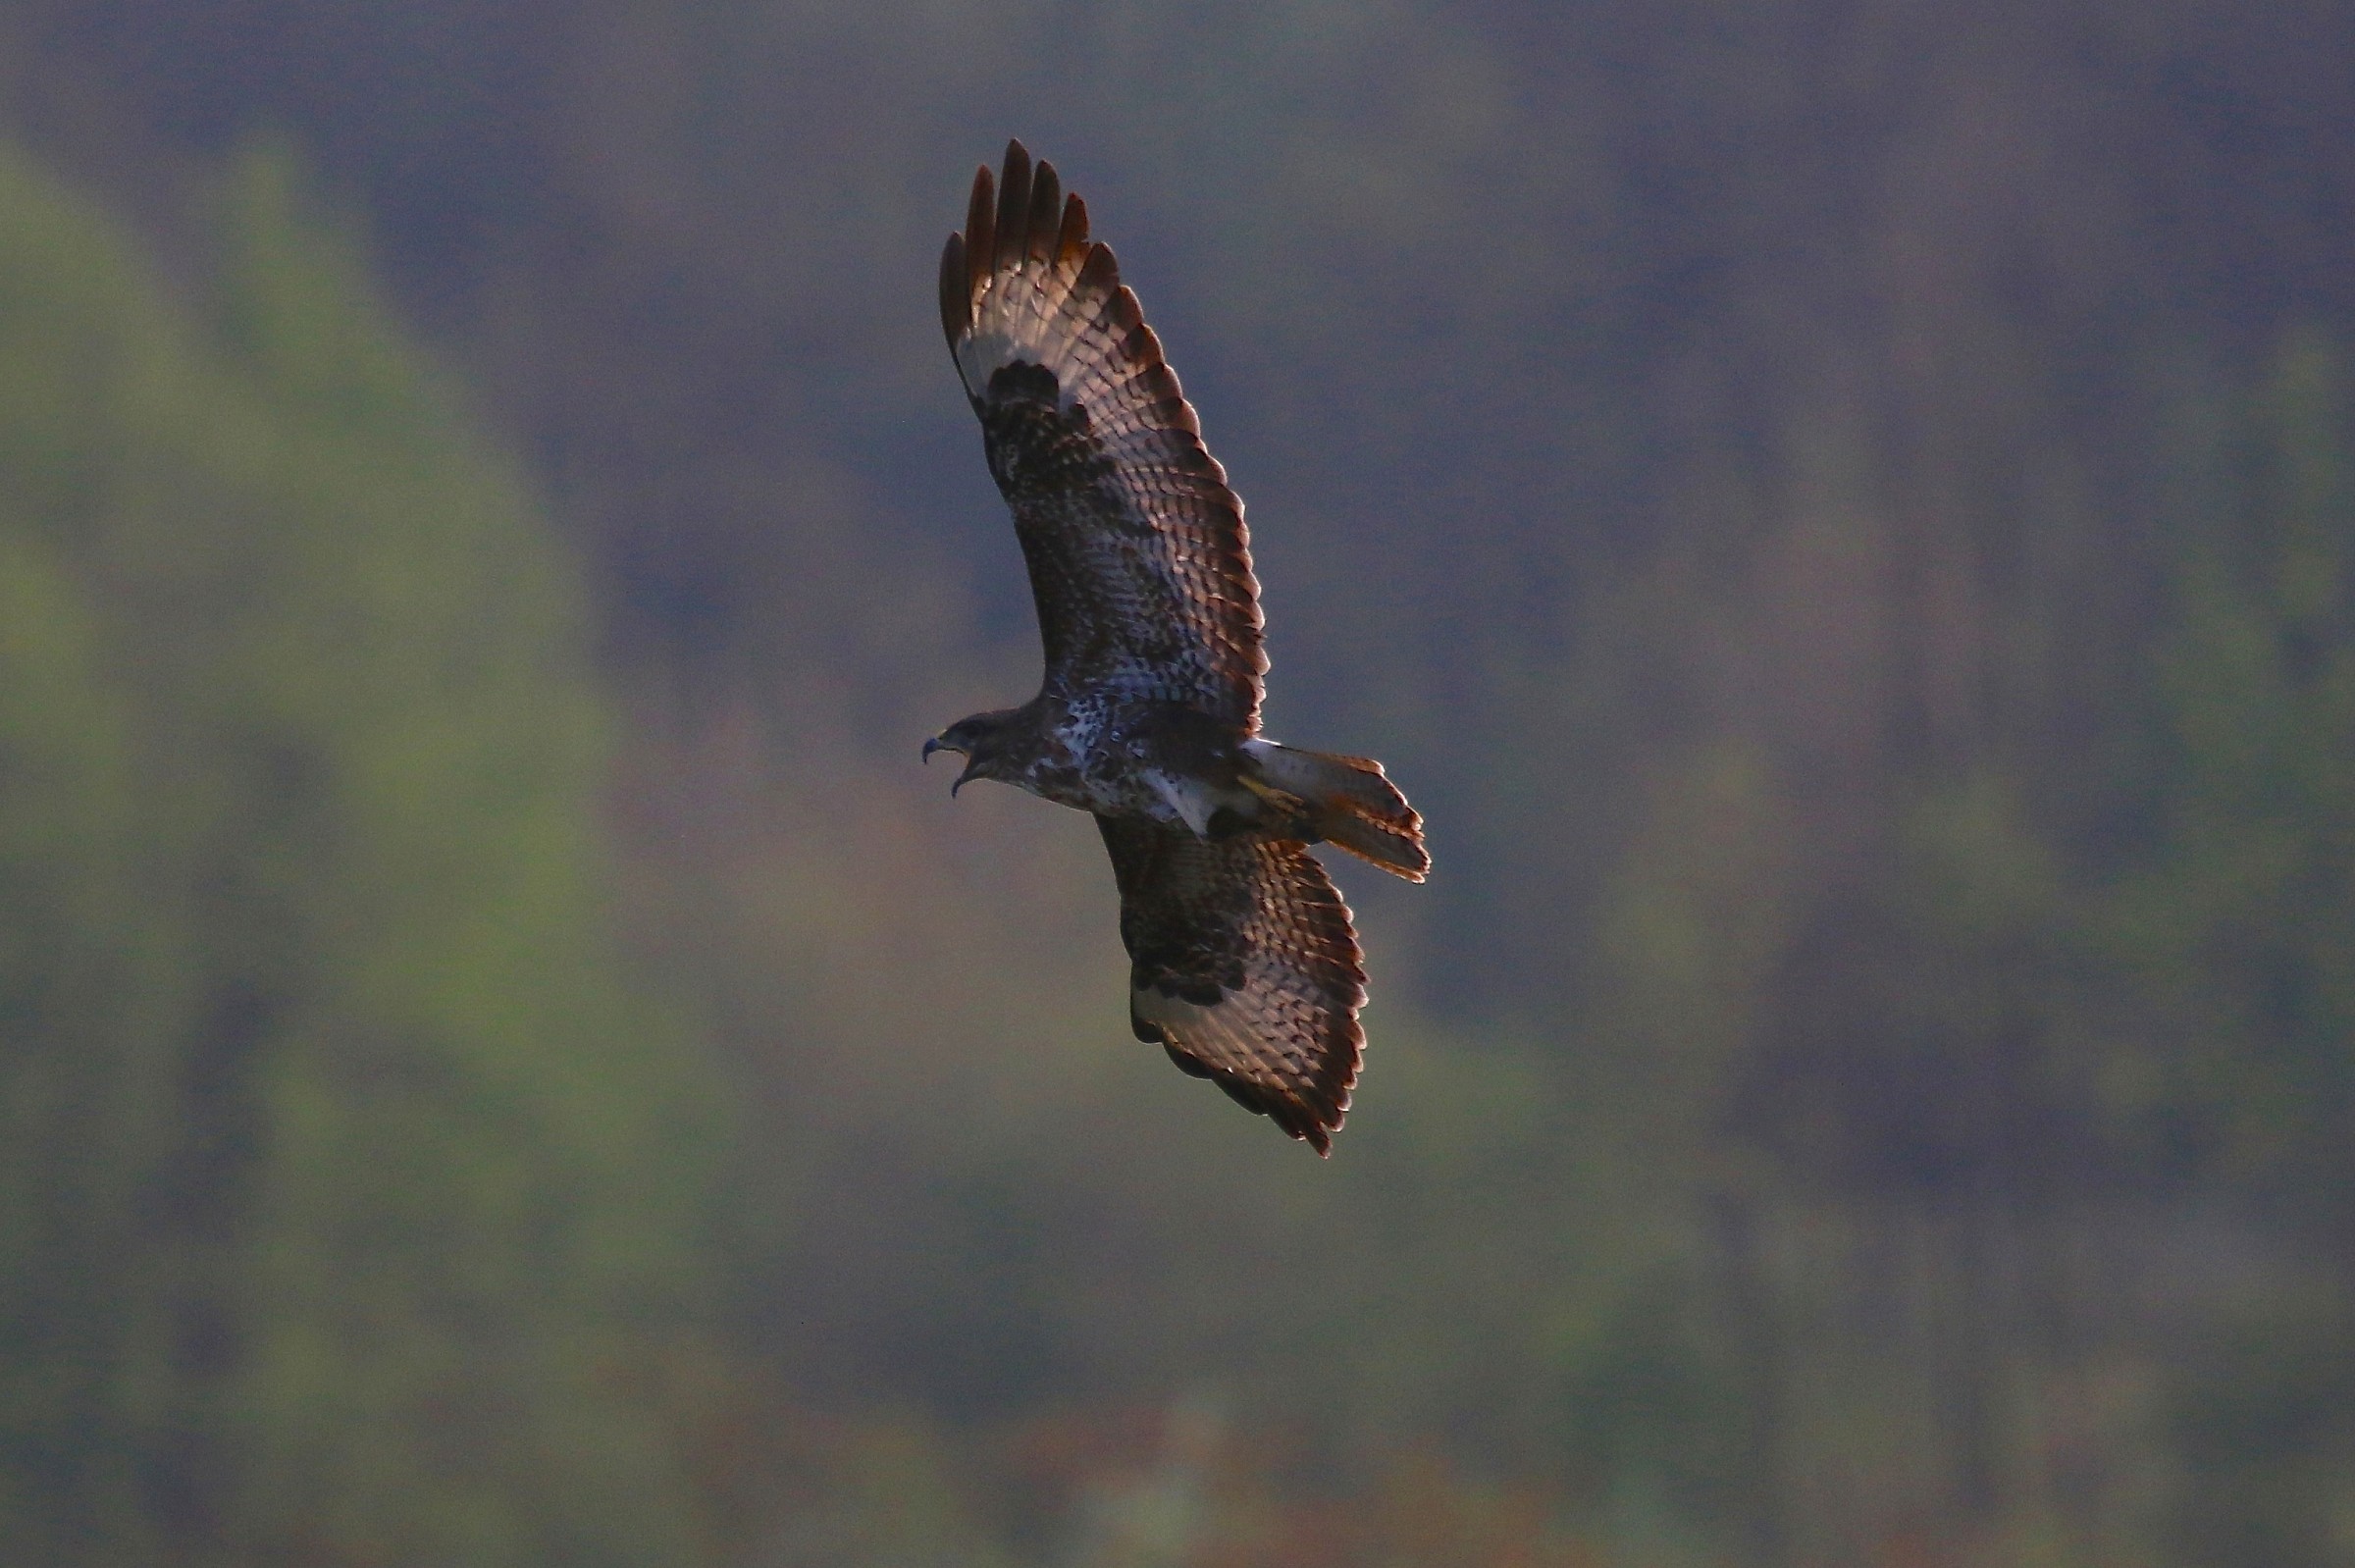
[1098,819,1366,1153]
[928,141,1426,1155]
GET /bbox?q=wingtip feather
[964,163,995,302]
[994,140,1032,276]
[938,234,968,346]
[1026,159,1062,269]
[1057,193,1090,266]
[1075,239,1120,300]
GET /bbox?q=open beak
[922,735,976,795]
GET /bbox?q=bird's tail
[1242,740,1428,882]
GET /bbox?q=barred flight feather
[1100,817,1366,1155]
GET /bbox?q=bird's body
[928,142,1426,1155]
[938,694,1335,841]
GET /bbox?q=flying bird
[926,141,1427,1155]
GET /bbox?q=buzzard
[925,141,1427,1155]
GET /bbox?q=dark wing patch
[942,140,1266,730]
[1096,816,1367,1155]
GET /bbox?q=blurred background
[1,1,2351,1563]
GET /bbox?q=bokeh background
[2,2,2352,1563]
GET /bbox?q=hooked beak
[922,734,977,796]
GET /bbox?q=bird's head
[922,708,1019,796]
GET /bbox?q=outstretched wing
[942,140,1266,731]
[1096,816,1366,1155]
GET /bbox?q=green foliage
[2169,1288,2355,1568]
[2111,337,2355,1568]
[0,141,723,1564]
[2120,336,2355,1197]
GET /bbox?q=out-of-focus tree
[0,141,728,1566]
[2123,335,2355,1202]
[2114,335,2355,1567]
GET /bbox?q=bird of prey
[925,141,1427,1155]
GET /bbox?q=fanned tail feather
[1321,810,1429,883]
[1242,740,1429,882]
